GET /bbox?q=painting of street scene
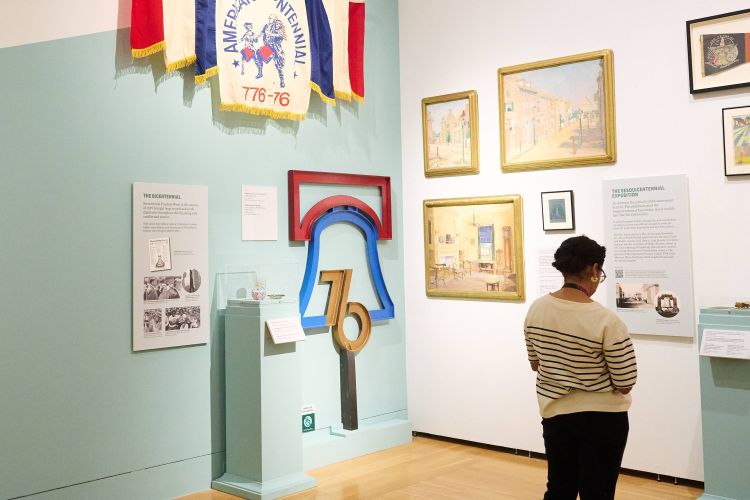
[615,283,659,309]
[500,51,614,170]
[423,196,524,300]
[422,91,478,176]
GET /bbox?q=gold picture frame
[422,90,479,177]
[498,50,616,172]
[423,195,524,301]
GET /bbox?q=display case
[698,307,750,500]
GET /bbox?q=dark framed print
[723,105,750,175]
[687,9,750,94]
[541,190,575,231]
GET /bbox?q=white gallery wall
[400,0,750,481]
[0,0,129,49]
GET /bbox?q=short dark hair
[552,235,606,276]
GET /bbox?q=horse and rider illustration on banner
[131,0,366,121]
[217,0,312,119]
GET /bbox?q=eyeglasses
[598,270,607,283]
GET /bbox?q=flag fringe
[131,41,166,59]
[194,66,219,85]
[352,92,365,103]
[165,54,197,73]
[334,90,353,101]
[311,82,337,106]
[220,102,306,121]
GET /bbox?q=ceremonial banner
[131,0,165,58]
[348,0,365,101]
[701,33,750,76]
[195,0,218,83]
[323,0,352,100]
[307,0,335,104]
[163,0,197,72]
[217,0,312,120]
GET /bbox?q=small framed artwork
[423,195,524,301]
[498,50,616,172]
[422,90,479,177]
[723,105,750,176]
[541,191,575,231]
[687,9,750,94]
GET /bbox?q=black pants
[542,411,629,500]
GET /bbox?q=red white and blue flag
[163,0,197,72]
[194,0,218,83]
[130,0,365,117]
[131,0,165,58]
[348,0,365,102]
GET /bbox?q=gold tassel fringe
[194,66,218,85]
[352,92,365,103]
[220,102,306,121]
[311,82,337,106]
[131,41,166,59]
[334,90,353,101]
[165,54,197,73]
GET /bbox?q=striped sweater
[524,294,637,418]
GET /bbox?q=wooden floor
[180,436,703,499]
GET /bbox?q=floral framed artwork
[541,190,575,231]
[422,90,479,177]
[723,105,750,176]
[498,50,616,172]
[687,8,750,94]
[423,195,524,301]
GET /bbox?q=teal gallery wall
[0,1,404,498]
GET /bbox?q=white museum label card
[700,329,750,360]
[266,317,306,344]
[603,175,695,337]
[537,247,559,296]
[133,183,209,351]
[242,185,278,241]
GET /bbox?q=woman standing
[524,235,637,499]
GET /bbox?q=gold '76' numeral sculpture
[320,269,372,431]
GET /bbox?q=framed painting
[687,9,750,94]
[423,195,524,300]
[498,50,616,172]
[723,105,750,176]
[541,190,575,231]
[422,90,479,177]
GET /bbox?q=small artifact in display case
[735,301,750,309]
[251,280,267,300]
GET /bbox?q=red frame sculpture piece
[287,170,392,241]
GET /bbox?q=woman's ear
[588,262,600,282]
